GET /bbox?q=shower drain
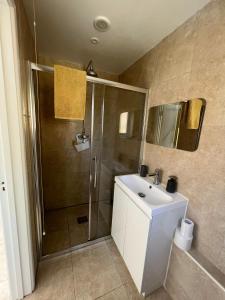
[77,216,88,224]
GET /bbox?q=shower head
[86,60,98,77]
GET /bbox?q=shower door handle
[93,156,97,188]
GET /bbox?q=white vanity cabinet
[123,195,150,291]
[111,183,129,256]
[111,176,187,296]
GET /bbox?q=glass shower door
[88,83,105,240]
[90,85,146,240]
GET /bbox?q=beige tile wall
[120,0,225,297]
[165,245,225,300]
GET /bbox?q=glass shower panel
[38,72,92,254]
[89,83,105,240]
[95,86,146,239]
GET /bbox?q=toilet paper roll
[180,218,194,238]
[174,228,193,251]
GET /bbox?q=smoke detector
[94,16,111,32]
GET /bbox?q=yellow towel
[186,99,203,129]
[54,65,86,120]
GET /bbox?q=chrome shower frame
[27,61,149,258]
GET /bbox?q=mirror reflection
[146,98,206,151]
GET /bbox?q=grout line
[95,283,125,299]
[163,285,173,300]
[66,208,72,249]
[184,249,225,294]
[70,251,77,299]
[45,203,89,214]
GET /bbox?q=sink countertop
[115,174,188,218]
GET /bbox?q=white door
[0,141,10,300]
[0,3,29,298]
[111,184,128,255]
[0,124,22,300]
[0,2,35,298]
[123,199,150,292]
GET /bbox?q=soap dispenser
[139,165,148,177]
[166,176,177,193]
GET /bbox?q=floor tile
[43,205,90,255]
[69,222,88,248]
[26,254,75,300]
[45,209,68,233]
[28,239,171,300]
[98,284,172,300]
[42,229,70,255]
[72,242,122,299]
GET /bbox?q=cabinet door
[111,184,128,256]
[123,199,150,292]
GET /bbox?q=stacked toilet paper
[174,218,194,251]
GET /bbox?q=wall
[120,0,225,298]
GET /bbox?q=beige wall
[120,0,225,297]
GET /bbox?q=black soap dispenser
[166,176,177,193]
[139,165,148,177]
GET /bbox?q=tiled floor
[26,239,172,300]
[43,203,112,256]
[0,215,10,300]
[43,205,89,255]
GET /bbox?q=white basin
[115,174,188,218]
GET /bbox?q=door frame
[27,61,44,259]
[0,0,35,298]
[29,61,149,256]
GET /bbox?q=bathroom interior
[1,0,225,299]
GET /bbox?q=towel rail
[30,62,148,94]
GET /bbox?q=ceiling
[23,0,210,74]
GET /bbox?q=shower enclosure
[28,62,148,257]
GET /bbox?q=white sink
[115,174,188,218]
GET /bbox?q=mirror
[146,99,206,151]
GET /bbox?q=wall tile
[120,0,225,298]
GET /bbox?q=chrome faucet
[149,168,161,185]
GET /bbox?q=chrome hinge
[1,181,6,191]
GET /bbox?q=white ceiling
[23,0,210,74]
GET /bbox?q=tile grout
[94,283,125,299]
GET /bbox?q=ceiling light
[90,37,99,45]
[94,16,111,32]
